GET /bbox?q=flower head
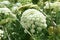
[0,8,16,24]
[20,9,47,33]
[0,29,4,37]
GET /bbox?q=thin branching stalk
[2,23,11,40]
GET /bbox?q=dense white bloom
[20,9,47,33]
[11,3,22,13]
[0,8,16,18]
[15,3,22,7]
[30,29,35,33]
[0,1,10,5]
[0,3,6,8]
[11,6,18,11]
[53,2,60,11]
[0,8,16,24]
[0,8,11,13]
[44,1,60,11]
[0,29,4,37]
[0,30,4,34]
[44,2,53,9]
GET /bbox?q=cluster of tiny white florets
[11,2,22,13]
[44,2,53,9]
[0,8,16,24]
[0,29,4,37]
[20,9,47,33]
[44,1,60,11]
[0,1,10,8]
[0,8,16,18]
[0,1,10,5]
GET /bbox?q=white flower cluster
[44,1,60,11]
[0,1,11,8]
[0,8,11,13]
[0,8,16,18]
[0,29,4,37]
[0,8,16,24]
[0,1,10,5]
[20,9,47,33]
[44,2,53,9]
[11,3,22,13]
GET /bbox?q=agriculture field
[0,0,60,40]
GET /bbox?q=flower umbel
[20,9,47,33]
